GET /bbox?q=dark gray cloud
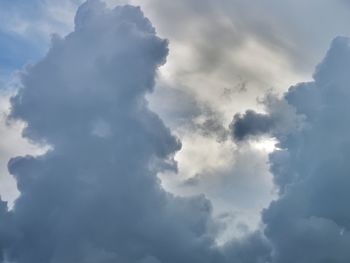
[222,231,272,263]
[231,110,275,141]
[3,1,350,262]
[231,36,350,262]
[0,2,275,261]
[263,37,350,262]
[230,94,304,142]
[0,1,227,262]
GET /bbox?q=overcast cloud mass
[1,2,221,262]
[1,0,350,262]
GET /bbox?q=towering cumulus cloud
[232,36,350,262]
[0,1,222,262]
[3,0,350,262]
[263,36,350,262]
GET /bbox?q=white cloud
[0,90,46,206]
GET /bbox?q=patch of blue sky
[0,30,44,86]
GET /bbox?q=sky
[1,0,350,262]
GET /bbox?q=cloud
[0,1,228,262]
[128,0,307,147]
[230,94,304,141]
[2,1,350,262]
[180,144,275,245]
[133,1,316,230]
[231,36,350,262]
[0,0,80,38]
[262,37,350,262]
[0,90,44,206]
[231,110,275,141]
[222,231,272,263]
[2,1,347,249]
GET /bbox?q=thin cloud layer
[0,1,223,262]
